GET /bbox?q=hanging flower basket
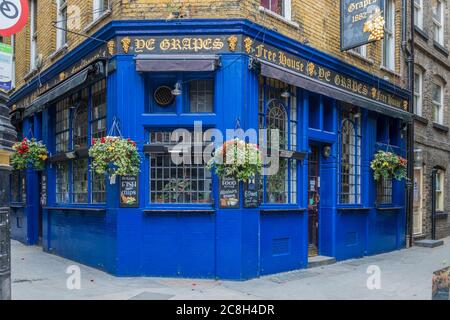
[207,138,262,182]
[89,136,141,178]
[370,150,407,182]
[10,138,48,171]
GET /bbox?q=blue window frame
[53,79,107,205]
[258,76,298,205]
[338,105,361,205]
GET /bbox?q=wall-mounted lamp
[172,82,182,96]
[323,145,332,159]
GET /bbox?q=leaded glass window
[91,79,107,140]
[55,98,70,153]
[189,79,214,113]
[377,177,393,204]
[72,159,88,203]
[56,162,70,204]
[258,76,298,205]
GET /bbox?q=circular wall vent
[154,86,175,107]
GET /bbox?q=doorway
[308,144,320,257]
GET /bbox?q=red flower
[92,138,96,145]
[101,137,106,144]
[132,142,136,147]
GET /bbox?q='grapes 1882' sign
[341,0,385,51]
[0,0,29,36]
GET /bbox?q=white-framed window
[56,0,68,50]
[382,0,395,71]
[93,0,110,21]
[29,0,38,70]
[432,81,444,124]
[414,0,423,29]
[351,45,367,58]
[260,0,292,20]
[435,169,445,212]
[414,70,423,116]
[432,0,444,45]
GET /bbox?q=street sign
[0,0,28,37]
[0,43,12,91]
[340,0,385,51]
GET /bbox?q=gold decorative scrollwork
[227,36,238,52]
[107,40,115,55]
[121,37,131,54]
[244,37,253,54]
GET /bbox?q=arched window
[339,108,361,204]
[259,77,298,204]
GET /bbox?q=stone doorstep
[414,239,445,248]
[308,256,337,269]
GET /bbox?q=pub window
[377,177,393,205]
[189,79,214,113]
[382,0,395,71]
[149,131,212,205]
[54,80,107,204]
[259,77,298,205]
[414,0,423,29]
[414,71,423,116]
[432,0,444,45]
[56,162,70,204]
[56,0,68,50]
[435,169,445,212]
[432,81,444,125]
[339,106,361,205]
[72,159,89,203]
[55,98,71,153]
[93,0,110,21]
[260,0,292,20]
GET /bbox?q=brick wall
[10,0,410,94]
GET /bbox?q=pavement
[10,238,450,300]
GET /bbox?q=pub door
[308,144,320,257]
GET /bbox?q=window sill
[414,114,428,125]
[375,205,403,212]
[380,66,401,78]
[24,68,39,81]
[337,207,372,213]
[258,6,299,29]
[84,9,112,33]
[49,43,69,61]
[10,203,26,209]
[433,122,449,133]
[414,26,429,41]
[433,41,449,57]
[260,208,306,214]
[143,209,215,214]
[347,50,374,65]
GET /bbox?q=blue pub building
[8,19,412,279]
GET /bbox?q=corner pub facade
[6,1,412,279]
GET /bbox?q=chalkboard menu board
[244,175,260,208]
[219,176,240,209]
[120,176,139,208]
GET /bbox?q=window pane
[261,0,283,15]
[91,79,107,140]
[55,97,70,153]
[189,80,214,113]
[92,171,106,203]
[73,98,88,149]
[377,177,393,204]
[56,162,70,203]
[72,159,88,203]
[432,83,442,103]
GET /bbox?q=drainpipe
[402,0,415,247]
[0,92,16,300]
